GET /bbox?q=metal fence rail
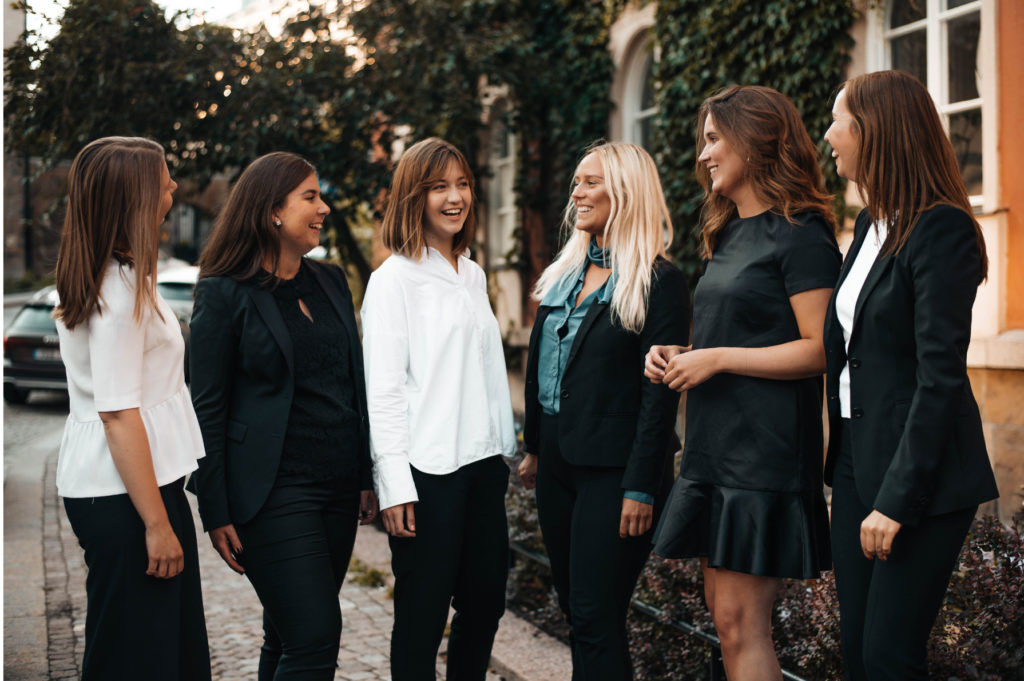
[508,541,809,681]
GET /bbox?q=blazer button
[828,395,837,401]
[560,389,569,400]
[850,358,861,369]
[852,408,864,418]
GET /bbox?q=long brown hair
[841,70,987,279]
[696,85,836,258]
[198,152,317,281]
[55,137,167,329]
[380,137,476,258]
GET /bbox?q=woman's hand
[644,345,687,383]
[619,498,653,538]
[382,502,417,537]
[209,524,245,574]
[145,520,185,579]
[518,453,538,490]
[860,510,902,561]
[664,347,721,392]
[359,490,380,525]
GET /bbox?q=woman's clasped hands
[644,344,721,391]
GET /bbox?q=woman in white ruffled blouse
[53,137,210,681]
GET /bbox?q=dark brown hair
[696,85,837,258]
[380,137,476,258]
[841,70,987,279]
[55,136,167,329]
[198,152,317,281]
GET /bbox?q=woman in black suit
[823,70,999,681]
[518,141,689,681]
[189,152,379,681]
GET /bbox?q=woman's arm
[661,287,833,391]
[188,278,244,572]
[100,408,183,578]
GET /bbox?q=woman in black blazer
[823,70,998,681]
[189,152,379,680]
[518,142,689,681]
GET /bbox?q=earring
[274,218,282,226]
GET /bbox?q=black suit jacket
[188,259,372,531]
[823,205,998,526]
[524,259,690,497]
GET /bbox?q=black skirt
[652,474,831,579]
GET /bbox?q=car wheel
[4,384,29,404]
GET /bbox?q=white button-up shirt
[361,249,516,511]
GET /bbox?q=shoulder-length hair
[696,85,837,258]
[531,141,673,334]
[55,136,167,330]
[841,70,987,278]
[198,151,317,282]
[380,137,476,258]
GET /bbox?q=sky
[22,0,245,42]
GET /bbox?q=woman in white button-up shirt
[361,137,516,681]
[53,137,210,681]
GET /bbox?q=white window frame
[486,100,517,268]
[866,0,998,212]
[622,36,658,150]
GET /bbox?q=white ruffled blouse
[55,260,204,498]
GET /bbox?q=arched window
[623,38,657,151]
[882,0,985,198]
[486,99,517,267]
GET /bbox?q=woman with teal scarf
[519,142,689,681]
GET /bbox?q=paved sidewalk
[12,445,571,681]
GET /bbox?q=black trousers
[830,422,976,681]
[63,477,211,681]
[535,414,656,681]
[388,455,510,681]
[235,479,360,681]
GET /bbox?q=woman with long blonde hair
[645,86,840,681]
[54,136,210,681]
[519,141,689,681]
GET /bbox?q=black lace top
[265,261,361,486]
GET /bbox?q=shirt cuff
[373,455,419,511]
[623,490,654,505]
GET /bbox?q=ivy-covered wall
[650,0,857,284]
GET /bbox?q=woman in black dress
[822,70,998,681]
[189,152,379,680]
[645,86,839,681]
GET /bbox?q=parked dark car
[3,287,66,404]
[3,281,193,405]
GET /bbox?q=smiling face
[824,88,860,181]
[571,152,612,238]
[422,160,472,252]
[697,113,750,203]
[157,161,177,227]
[274,172,330,259]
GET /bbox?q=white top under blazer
[361,249,517,511]
[55,260,204,498]
[835,220,887,419]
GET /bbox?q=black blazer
[524,258,690,497]
[188,259,372,531]
[823,206,998,526]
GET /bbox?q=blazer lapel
[249,287,295,375]
[308,262,357,344]
[565,301,608,372]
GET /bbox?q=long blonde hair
[55,137,166,329]
[532,142,672,334]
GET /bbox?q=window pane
[947,12,980,102]
[891,0,926,28]
[640,52,655,111]
[639,115,654,152]
[948,108,983,195]
[946,0,975,9]
[891,29,927,85]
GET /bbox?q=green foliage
[651,0,857,285]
